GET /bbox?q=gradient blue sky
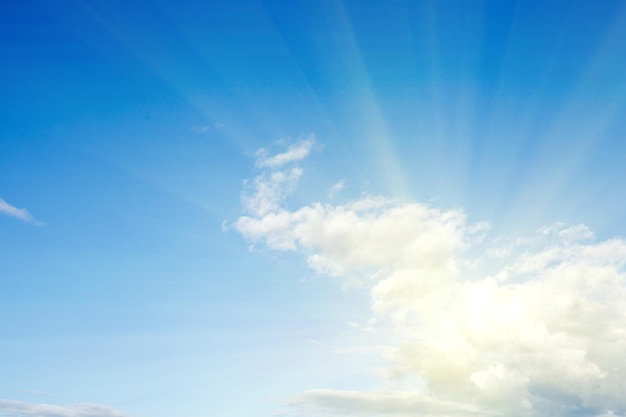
[2,1,626,417]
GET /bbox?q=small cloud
[0,198,41,225]
[328,180,346,198]
[487,246,512,259]
[468,221,490,234]
[346,317,377,332]
[557,223,594,242]
[255,136,315,168]
[191,122,225,134]
[191,126,211,134]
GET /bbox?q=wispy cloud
[0,198,40,225]
[235,141,626,417]
[290,389,485,417]
[190,122,225,134]
[255,136,315,168]
[191,126,211,134]
[0,399,129,417]
[24,390,56,397]
[328,180,346,198]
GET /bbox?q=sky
[2,0,626,416]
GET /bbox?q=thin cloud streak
[0,399,129,417]
[290,389,486,417]
[255,137,315,168]
[0,198,41,225]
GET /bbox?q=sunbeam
[2,1,626,417]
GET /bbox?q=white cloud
[241,167,303,218]
[255,137,315,168]
[328,180,346,198]
[234,142,626,417]
[0,399,128,417]
[0,198,40,225]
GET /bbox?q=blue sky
[2,1,626,417]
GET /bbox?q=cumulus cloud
[234,142,626,417]
[255,137,315,168]
[0,399,129,417]
[0,198,40,225]
[241,167,303,218]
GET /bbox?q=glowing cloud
[235,142,626,417]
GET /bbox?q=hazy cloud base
[235,139,626,417]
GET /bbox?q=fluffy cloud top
[0,198,39,224]
[234,141,626,417]
[0,399,128,417]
